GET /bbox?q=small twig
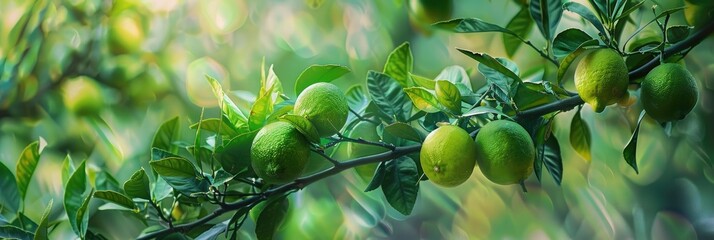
[150,201,173,228]
[311,148,341,166]
[348,108,381,125]
[336,132,396,151]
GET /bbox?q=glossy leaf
[255,196,289,240]
[152,116,180,154]
[553,28,596,59]
[461,49,522,83]
[249,90,273,130]
[563,2,610,41]
[666,25,690,44]
[530,0,563,41]
[207,75,249,130]
[280,114,320,143]
[367,71,411,122]
[435,65,472,91]
[462,106,510,119]
[623,111,646,174]
[294,64,350,96]
[33,199,52,240]
[364,161,386,192]
[435,80,462,114]
[15,141,41,203]
[0,225,34,240]
[570,109,592,161]
[123,168,151,200]
[381,157,419,215]
[217,130,259,176]
[404,87,441,113]
[383,42,413,87]
[94,190,137,210]
[410,73,436,90]
[540,134,563,185]
[435,18,523,39]
[384,122,422,142]
[76,189,93,239]
[504,7,533,57]
[61,154,75,185]
[150,157,209,195]
[64,160,87,237]
[189,118,238,136]
[0,162,20,213]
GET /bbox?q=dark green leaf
[194,220,229,240]
[462,49,522,83]
[94,190,136,210]
[150,157,209,195]
[33,199,52,240]
[189,118,239,136]
[0,225,34,240]
[76,189,93,239]
[623,111,646,174]
[570,109,592,161]
[553,29,596,59]
[384,122,422,142]
[15,141,41,203]
[367,71,411,122]
[294,64,351,96]
[217,130,259,176]
[152,117,180,154]
[504,7,533,57]
[614,0,645,21]
[345,85,369,112]
[462,106,511,119]
[123,168,151,200]
[94,171,122,192]
[513,83,559,111]
[420,112,449,132]
[151,148,182,162]
[404,87,441,113]
[0,161,20,213]
[666,25,691,44]
[10,212,36,233]
[207,75,249,130]
[365,162,386,192]
[383,42,413,87]
[255,196,289,240]
[539,134,563,185]
[280,114,320,143]
[563,2,610,41]
[151,177,172,202]
[530,0,563,41]
[435,18,523,39]
[435,80,462,114]
[266,100,294,123]
[381,157,419,215]
[64,160,87,237]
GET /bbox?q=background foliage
[1,0,714,239]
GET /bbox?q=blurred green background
[1,0,714,239]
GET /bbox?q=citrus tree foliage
[1,0,713,239]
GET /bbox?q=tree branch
[136,20,714,240]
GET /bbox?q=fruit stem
[519,180,528,193]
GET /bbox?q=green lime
[294,82,348,137]
[641,63,698,122]
[107,11,144,55]
[251,121,311,184]
[475,120,535,185]
[62,76,104,116]
[575,48,629,113]
[420,125,478,187]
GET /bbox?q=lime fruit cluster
[420,125,478,187]
[574,48,629,113]
[294,82,348,137]
[641,63,699,122]
[475,120,535,185]
[347,121,387,181]
[251,121,311,184]
[62,76,105,116]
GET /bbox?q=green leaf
[435,18,523,38]
[151,157,209,195]
[76,189,93,239]
[381,157,419,215]
[345,85,368,111]
[0,225,34,240]
[513,83,559,111]
[383,42,413,87]
[152,116,180,154]
[666,25,690,44]
[189,118,239,136]
[280,114,320,143]
[364,162,386,192]
[0,162,20,213]
[366,71,412,122]
[249,91,274,130]
[409,73,436,90]
[462,106,511,119]
[623,111,646,174]
[504,7,533,57]
[10,212,37,233]
[435,80,462,114]
[384,122,422,142]
[255,196,289,240]
[94,190,136,210]
[539,133,563,185]
[64,160,87,237]
[123,168,151,200]
[217,130,259,176]
[294,65,351,96]
[473,54,521,106]
[259,64,282,99]
[462,49,522,83]
[15,141,41,204]
[553,28,596,59]
[207,75,249,130]
[614,0,645,21]
[33,199,52,240]
[151,177,172,202]
[404,87,441,113]
[61,154,75,185]
[530,0,563,41]
[556,43,600,85]
[563,2,609,42]
[435,65,472,91]
[569,109,592,161]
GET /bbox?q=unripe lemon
[294,82,348,137]
[107,11,144,55]
[408,0,453,24]
[641,63,698,122]
[420,125,478,187]
[475,120,535,185]
[575,48,629,113]
[62,76,104,116]
[251,121,311,184]
[347,121,387,181]
[684,0,714,29]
